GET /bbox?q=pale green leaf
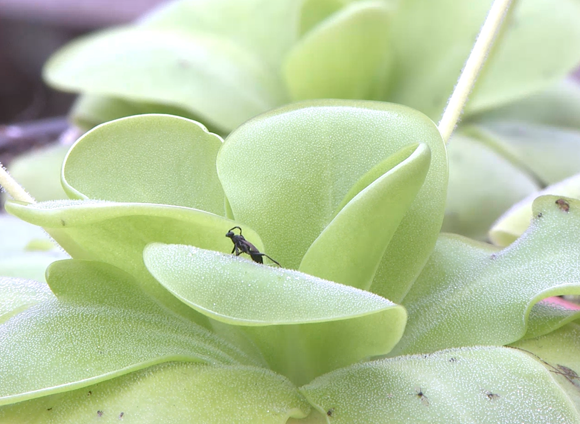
[144,243,406,386]
[392,196,580,356]
[389,0,580,120]
[0,260,259,406]
[5,199,263,324]
[144,243,402,325]
[62,114,226,216]
[442,132,539,241]
[490,173,580,246]
[523,299,580,340]
[141,0,303,72]
[511,323,580,412]
[217,100,447,303]
[283,1,391,101]
[300,346,580,423]
[300,143,429,290]
[4,143,68,203]
[44,28,284,132]
[0,363,310,423]
[0,277,54,324]
[0,214,68,282]
[299,0,345,36]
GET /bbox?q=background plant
[0,0,580,422]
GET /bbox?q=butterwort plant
[0,0,580,423]
[32,0,580,241]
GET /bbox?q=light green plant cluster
[0,0,580,422]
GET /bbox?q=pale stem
[438,0,514,143]
[0,164,35,203]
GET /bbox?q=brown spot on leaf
[87,391,92,396]
[120,412,125,418]
[556,199,570,212]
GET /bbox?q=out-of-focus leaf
[62,114,226,216]
[0,214,67,282]
[0,260,259,406]
[44,28,284,132]
[300,346,580,423]
[0,363,310,424]
[218,100,447,303]
[300,143,429,290]
[442,132,539,241]
[283,1,391,101]
[389,0,580,120]
[0,277,54,324]
[392,196,580,356]
[4,144,68,203]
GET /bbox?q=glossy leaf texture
[44,27,284,132]
[62,114,226,215]
[217,100,447,303]
[283,1,392,101]
[144,243,407,385]
[511,323,580,412]
[0,363,310,424]
[523,298,580,340]
[5,199,263,324]
[300,143,430,290]
[301,346,580,423]
[0,214,68,282]
[391,196,580,356]
[0,260,259,406]
[389,0,580,120]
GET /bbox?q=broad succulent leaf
[283,1,392,101]
[62,114,226,216]
[511,323,580,412]
[392,196,580,356]
[300,346,580,423]
[5,199,263,324]
[144,243,407,385]
[0,363,311,424]
[44,28,284,132]
[217,100,447,303]
[0,214,67,282]
[389,0,580,119]
[0,277,54,324]
[300,143,430,290]
[0,260,258,406]
[523,298,580,340]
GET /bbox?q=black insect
[226,226,281,266]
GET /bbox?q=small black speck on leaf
[97,410,103,417]
[47,407,53,411]
[490,254,497,260]
[327,408,334,417]
[87,391,92,396]
[120,412,125,418]
[484,391,500,400]
[556,198,570,212]
[449,357,457,363]
[537,212,543,218]
[60,219,66,226]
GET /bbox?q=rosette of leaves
[40,0,580,240]
[2,106,580,422]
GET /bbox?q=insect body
[225,226,281,266]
